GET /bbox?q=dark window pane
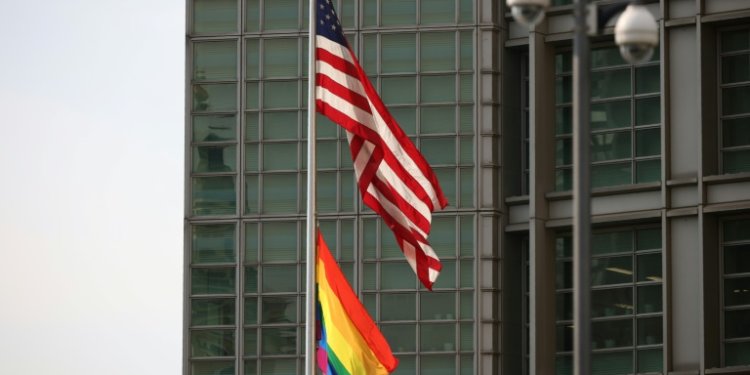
[262,264,297,293]
[193,224,235,264]
[192,176,236,216]
[263,81,298,109]
[194,115,236,142]
[591,288,633,318]
[421,292,456,320]
[637,349,663,373]
[556,260,573,289]
[592,47,625,68]
[556,168,572,191]
[592,163,631,188]
[636,97,661,126]
[382,0,416,26]
[382,324,416,352]
[592,319,632,349]
[263,39,298,78]
[260,358,296,374]
[725,278,750,307]
[725,219,750,242]
[381,34,416,73]
[261,296,297,323]
[637,317,663,345]
[591,131,632,162]
[556,52,572,74]
[245,297,258,324]
[556,292,573,321]
[591,351,633,374]
[192,268,235,294]
[245,266,259,293]
[381,76,416,104]
[191,329,235,357]
[638,285,662,313]
[421,355,455,374]
[556,324,573,352]
[381,293,416,321]
[245,0,259,32]
[723,54,750,84]
[592,256,633,286]
[193,83,237,112]
[192,298,235,326]
[724,149,750,174]
[194,145,237,173]
[591,69,631,99]
[636,65,660,94]
[723,117,750,147]
[244,328,257,356]
[591,100,631,130]
[192,0,237,34]
[722,29,750,53]
[556,76,572,103]
[420,323,456,352]
[262,174,298,213]
[637,253,662,282]
[725,244,750,274]
[637,228,661,251]
[382,262,418,290]
[725,341,750,366]
[261,327,297,355]
[592,231,631,255]
[421,0,454,24]
[421,32,455,71]
[421,75,456,103]
[636,128,660,156]
[556,106,572,134]
[725,309,750,339]
[556,138,572,165]
[723,86,750,116]
[193,41,237,81]
[263,0,298,30]
[636,159,661,183]
[192,361,234,375]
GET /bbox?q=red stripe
[370,176,431,235]
[316,48,359,78]
[316,73,371,113]
[317,232,398,371]
[344,45,448,209]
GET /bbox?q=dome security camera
[507,0,550,28]
[614,4,658,64]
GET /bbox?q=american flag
[314,0,448,289]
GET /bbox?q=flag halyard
[314,0,448,290]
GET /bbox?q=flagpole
[304,0,318,374]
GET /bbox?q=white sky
[0,1,184,373]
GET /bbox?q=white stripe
[316,86,376,130]
[316,35,353,64]
[316,60,367,98]
[366,183,428,239]
[369,108,443,210]
[374,163,432,225]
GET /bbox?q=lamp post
[506,1,658,374]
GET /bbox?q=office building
[184,0,750,373]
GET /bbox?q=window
[555,46,661,190]
[719,28,750,174]
[721,218,750,366]
[555,227,663,374]
[362,215,475,374]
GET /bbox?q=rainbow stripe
[316,232,398,374]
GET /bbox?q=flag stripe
[314,0,447,289]
[316,232,397,373]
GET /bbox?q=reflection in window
[720,28,750,174]
[556,227,663,374]
[722,218,750,366]
[554,46,661,190]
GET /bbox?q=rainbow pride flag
[316,231,398,374]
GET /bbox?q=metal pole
[304,0,318,373]
[572,0,591,374]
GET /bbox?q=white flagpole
[304,0,318,374]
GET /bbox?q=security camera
[507,0,550,27]
[615,4,658,64]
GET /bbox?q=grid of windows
[555,228,663,375]
[719,28,750,174]
[554,46,661,191]
[361,215,475,374]
[721,218,750,366]
[188,1,476,374]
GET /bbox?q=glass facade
[722,218,750,366]
[720,27,750,174]
[555,46,661,191]
[186,2,750,375]
[555,228,663,375]
[188,1,476,374]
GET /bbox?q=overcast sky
[0,1,184,373]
